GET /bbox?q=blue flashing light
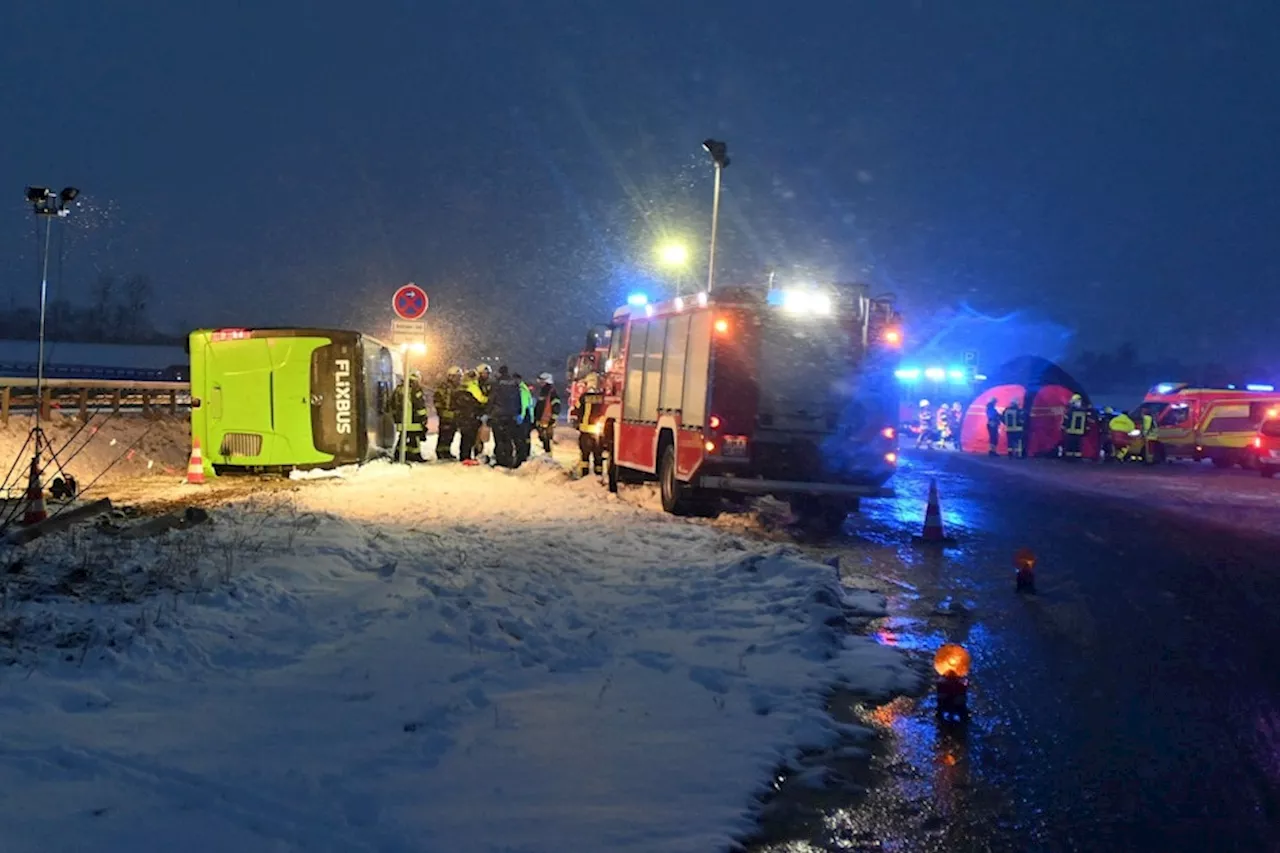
[1154,383,1177,395]
[894,367,921,382]
[626,292,649,307]
[766,289,785,306]
[1247,383,1275,392]
[924,366,946,382]
[947,368,966,382]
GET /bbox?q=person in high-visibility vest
[1062,394,1088,459]
[572,373,605,478]
[392,371,429,461]
[1002,399,1025,458]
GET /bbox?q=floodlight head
[59,187,79,203]
[25,186,51,204]
[702,139,730,168]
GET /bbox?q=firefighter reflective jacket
[434,380,461,422]
[574,391,604,429]
[1002,405,1024,432]
[1064,407,1088,436]
[457,380,487,423]
[392,380,429,429]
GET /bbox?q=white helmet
[919,399,930,408]
[538,372,554,384]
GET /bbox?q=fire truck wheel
[659,444,696,516]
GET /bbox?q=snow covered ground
[0,448,921,853]
[0,412,189,499]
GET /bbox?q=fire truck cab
[1140,382,1280,467]
[597,283,900,528]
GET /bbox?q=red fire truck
[594,283,901,527]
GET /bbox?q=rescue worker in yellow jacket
[456,370,488,462]
[572,373,605,478]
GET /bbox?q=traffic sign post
[393,283,429,321]
[391,319,427,347]
[392,284,429,464]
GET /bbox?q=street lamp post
[655,240,690,296]
[21,186,78,503]
[701,139,730,292]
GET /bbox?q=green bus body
[189,328,397,475]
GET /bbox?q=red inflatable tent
[959,356,1092,457]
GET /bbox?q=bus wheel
[659,444,694,515]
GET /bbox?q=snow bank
[0,458,919,853]
[0,412,189,495]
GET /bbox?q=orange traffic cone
[21,458,47,526]
[914,477,955,545]
[187,438,206,485]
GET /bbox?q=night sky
[3,2,1278,373]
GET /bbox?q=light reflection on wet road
[755,450,1280,852]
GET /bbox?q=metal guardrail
[0,377,191,425]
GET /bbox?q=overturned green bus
[188,328,398,475]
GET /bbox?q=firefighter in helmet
[475,363,493,397]
[915,400,933,449]
[392,369,429,461]
[456,369,488,462]
[1062,393,1087,459]
[534,372,562,454]
[433,366,464,460]
[1002,398,1025,458]
[573,372,605,478]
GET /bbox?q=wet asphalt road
[803,450,1280,852]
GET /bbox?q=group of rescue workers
[978,395,1158,463]
[914,397,1159,463]
[391,362,609,477]
[913,400,966,450]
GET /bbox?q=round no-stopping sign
[393,283,429,320]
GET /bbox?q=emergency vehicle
[1251,407,1280,478]
[594,283,901,528]
[1140,382,1280,467]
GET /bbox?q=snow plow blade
[698,476,894,498]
